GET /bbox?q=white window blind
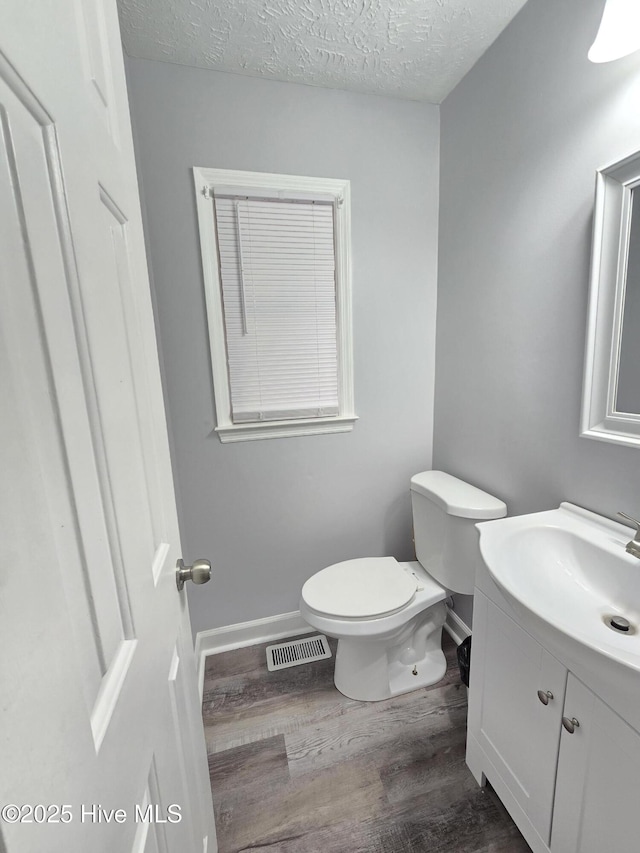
[214,195,339,424]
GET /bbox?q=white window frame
[193,167,356,442]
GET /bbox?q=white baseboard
[444,606,471,646]
[196,610,314,699]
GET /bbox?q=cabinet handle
[562,716,580,734]
[537,690,554,705]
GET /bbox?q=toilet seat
[301,557,418,619]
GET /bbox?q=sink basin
[477,502,640,672]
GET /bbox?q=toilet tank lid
[410,471,507,520]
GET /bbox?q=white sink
[477,502,640,673]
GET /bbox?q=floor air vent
[266,635,331,672]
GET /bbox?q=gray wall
[435,0,640,627]
[126,58,440,635]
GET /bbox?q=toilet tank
[410,471,506,595]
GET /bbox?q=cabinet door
[468,593,567,843]
[551,674,640,853]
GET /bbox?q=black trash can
[457,635,471,687]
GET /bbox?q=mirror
[581,150,640,447]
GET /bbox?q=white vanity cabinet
[467,588,640,853]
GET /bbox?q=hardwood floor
[202,632,530,853]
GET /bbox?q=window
[193,168,355,442]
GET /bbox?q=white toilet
[299,471,506,701]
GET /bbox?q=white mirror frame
[581,150,640,448]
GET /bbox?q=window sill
[216,415,358,443]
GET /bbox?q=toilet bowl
[300,557,448,700]
[299,471,506,701]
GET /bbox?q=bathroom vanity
[466,504,640,853]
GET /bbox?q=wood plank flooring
[202,632,531,853]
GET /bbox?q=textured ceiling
[118,0,528,103]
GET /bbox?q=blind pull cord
[234,200,249,336]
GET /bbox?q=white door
[0,3,216,852]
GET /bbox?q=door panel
[0,69,116,702]
[0,3,215,851]
[73,0,121,144]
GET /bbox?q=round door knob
[562,716,580,734]
[176,558,212,591]
[537,690,554,705]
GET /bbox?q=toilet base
[387,647,448,698]
[333,602,448,701]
